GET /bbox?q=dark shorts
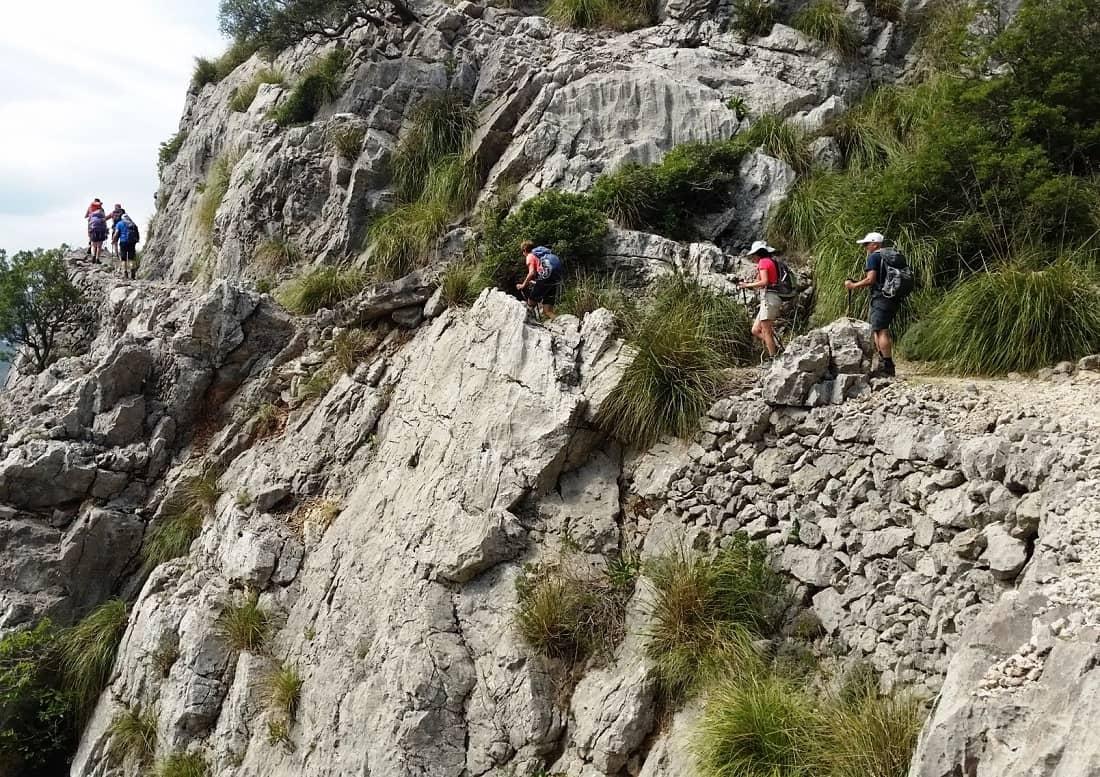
[869,294,900,331]
[90,227,108,242]
[120,241,138,261]
[526,276,562,306]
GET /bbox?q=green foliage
[218,0,412,55]
[297,369,335,401]
[277,266,368,314]
[60,599,129,721]
[865,0,902,21]
[725,95,749,121]
[332,328,377,374]
[158,131,188,174]
[515,557,638,663]
[908,0,977,76]
[598,276,752,448]
[0,621,76,776]
[545,0,656,30]
[216,590,272,653]
[902,260,1100,374]
[0,247,85,372]
[390,92,476,203]
[819,688,923,777]
[254,236,304,275]
[766,172,845,252]
[731,0,776,38]
[791,0,861,55]
[267,717,292,747]
[645,537,788,696]
[439,261,482,308]
[266,663,303,720]
[142,471,223,573]
[557,271,633,320]
[197,154,237,239]
[235,489,254,509]
[738,114,813,175]
[331,125,367,159]
[108,705,158,766]
[229,67,285,112]
[270,49,350,127]
[191,58,219,89]
[191,40,259,89]
[366,201,451,280]
[156,751,209,777]
[253,402,285,439]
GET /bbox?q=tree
[0,249,84,373]
[219,0,417,53]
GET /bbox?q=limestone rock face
[763,318,874,406]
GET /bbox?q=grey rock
[781,545,836,587]
[92,395,146,447]
[981,523,1029,580]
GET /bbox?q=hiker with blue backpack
[739,240,795,360]
[844,231,914,378]
[517,241,564,319]
[111,207,141,280]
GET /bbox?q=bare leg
[759,320,779,357]
[875,329,894,359]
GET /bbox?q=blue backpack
[532,246,563,279]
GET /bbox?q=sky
[0,1,228,255]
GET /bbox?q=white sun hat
[748,240,777,255]
[856,232,886,245]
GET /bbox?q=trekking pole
[845,282,854,318]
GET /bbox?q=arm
[844,270,877,290]
[739,267,770,290]
[516,257,538,290]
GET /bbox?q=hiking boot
[872,360,896,378]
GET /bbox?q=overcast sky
[0,1,227,255]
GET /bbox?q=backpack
[767,258,799,300]
[532,246,563,280]
[122,215,140,244]
[876,247,915,300]
[89,211,106,229]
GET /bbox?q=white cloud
[0,0,227,254]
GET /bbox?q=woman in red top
[738,240,782,358]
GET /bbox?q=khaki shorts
[756,292,782,322]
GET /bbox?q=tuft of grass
[297,369,335,402]
[420,154,480,213]
[902,260,1100,375]
[252,402,286,439]
[267,717,293,747]
[108,705,158,765]
[726,95,750,121]
[739,114,813,176]
[178,469,222,514]
[557,271,633,321]
[440,261,482,308]
[366,201,450,281]
[695,672,819,777]
[158,131,187,174]
[331,125,367,160]
[197,154,237,240]
[254,236,304,275]
[731,0,777,38]
[60,599,130,721]
[390,92,476,203]
[235,489,253,509]
[791,0,861,55]
[229,68,285,112]
[216,590,272,653]
[156,751,209,777]
[767,171,845,252]
[270,49,350,127]
[546,0,656,30]
[817,690,924,777]
[266,663,303,720]
[191,58,219,89]
[332,329,378,374]
[277,266,368,314]
[141,509,204,575]
[865,0,902,22]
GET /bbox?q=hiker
[115,212,140,280]
[738,240,783,359]
[84,198,104,258]
[844,231,906,378]
[516,241,564,319]
[86,201,108,264]
[108,203,125,257]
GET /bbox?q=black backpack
[876,247,914,299]
[768,258,799,300]
[124,216,140,245]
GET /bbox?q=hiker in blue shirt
[112,210,140,280]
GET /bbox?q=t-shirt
[865,250,885,293]
[114,219,132,244]
[85,203,103,219]
[526,253,540,279]
[758,257,778,287]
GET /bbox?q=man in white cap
[845,231,897,377]
[739,240,782,359]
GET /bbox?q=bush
[645,538,788,695]
[515,557,638,663]
[865,0,902,22]
[726,95,749,121]
[158,131,188,174]
[197,154,237,239]
[191,58,219,89]
[818,689,923,777]
[296,369,334,402]
[156,751,209,777]
[331,125,366,159]
[439,261,482,308]
[731,0,776,38]
[366,201,450,280]
[332,328,377,374]
[598,276,752,448]
[738,114,813,176]
[557,271,633,320]
[546,0,655,30]
[60,599,129,721]
[791,0,861,55]
[0,621,76,775]
[217,590,272,653]
[902,260,1100,374]
[191,40,258,90]
[277,266,368,314]
[766,172,845,252]
[229,67,285,112]
[108,705,158,766]
[270,49,350,127]
[254,237,303,275]
[0,248,85,372]
[266,663,303,720]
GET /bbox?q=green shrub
[515,557,638,663]
[557,271,633,320]
[390,92,476,202]
[156,751,209,777]
[817,690,923,777]
[731,0,777,38]
[791,0,861,55]
[546,0,656,30]
[297,369,335,402]
[767,172,845,252]
[253,402,285,438]
[738,114,813,176]
[902,260,1100,374]
[726,95,750,121]
[277,266,368,314]
[331,125,367,160]
[420,154,479,213]
[0,621,76,775]
[254,237,303,275]
[695,673,819,777]
[197,154,237,239]
[141,509,203,573]
[60,599,129,721]
[191,58,219,89]
[158,131,187,173]
[332,328,377,374]
[266,663,303,720]
[216,590,272,653]
[191,40,259,90]
[267,717,292,747]
[270,49,350,127]
[366,201,451,281]
[440,261,482,308]
[108,705,157,765]
[865,0,902,22]
[229,67,285,112]
[645,538,788,695]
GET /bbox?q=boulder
[763,320,874,407]
[981,523,1029,580]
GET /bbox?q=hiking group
[84,198,141,279]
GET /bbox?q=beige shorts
[756,292,782,322]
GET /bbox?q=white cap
[856,232,885,245]
[748,240,777,255]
